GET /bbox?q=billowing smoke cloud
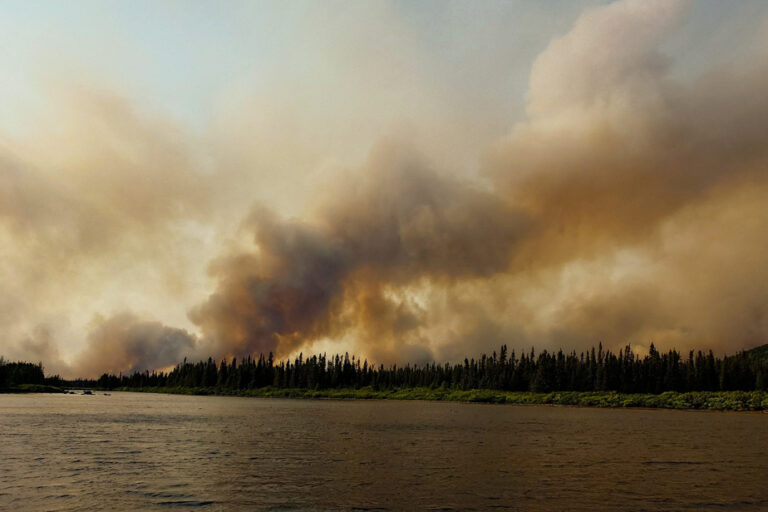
[76,313,197,377]
[182,0,768,363]
[189,144,527,360]
[484,0,768,350]
[5,0,768,377]
[0,86,215,377]
[490,0,768,265]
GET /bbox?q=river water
[1,392,766,511]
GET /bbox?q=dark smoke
[190,145,527,359]
[76,313,197,376]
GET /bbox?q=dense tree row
[92,343,768,393]
[0,358,45,388]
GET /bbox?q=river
[1,392,766,511]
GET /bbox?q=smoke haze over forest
[2,0,768,377]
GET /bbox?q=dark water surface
[1,392,767,511]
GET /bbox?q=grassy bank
[114,386,768,411]
[0,384,65,393]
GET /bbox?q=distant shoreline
[5,385,768,412]
[94,387,768,412]
[0,384,66,394]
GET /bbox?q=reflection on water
[1,392,767,511]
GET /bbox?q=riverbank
[0,384,65,393]
[113,386,768,411]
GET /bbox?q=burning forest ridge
[3,0,768,378]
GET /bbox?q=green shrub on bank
[0,384,64,393]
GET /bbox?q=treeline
[94,343,768,394]
[0,357,45,389]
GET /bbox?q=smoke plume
[4,0,768,377]
[189,145,527,360]
[184,0,768,364]
[76,313,197,377]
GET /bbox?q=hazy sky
[2,0,768,377]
